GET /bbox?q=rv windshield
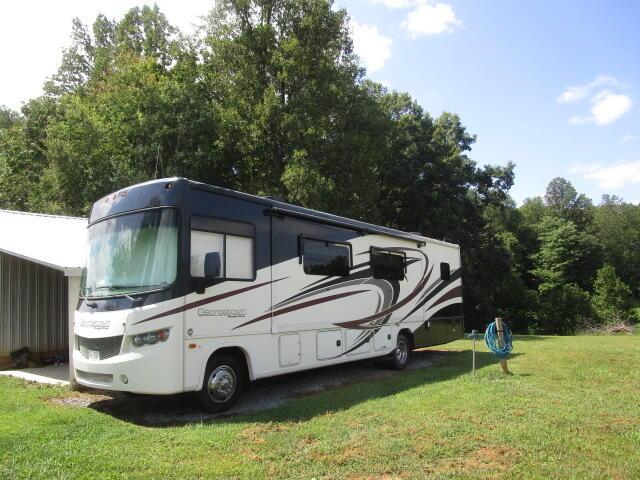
[83,209,178,298]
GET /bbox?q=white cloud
[569,91,632,126]
[402,2,462,37]
[350,20,392,73]
[590,91,632,125]
[571,161,640,189]
[368,0,412,8]
[557,75,619,104]
[558,75,632,126]
[621,135,634,144]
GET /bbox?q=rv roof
[185,178,459,248]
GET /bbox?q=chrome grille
[76,335,123,361]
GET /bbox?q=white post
[66,274,81,389]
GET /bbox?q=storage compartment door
[345,329,372,356]
[373,326,394,352]
[317,330,343,360]
[279,334,301,367]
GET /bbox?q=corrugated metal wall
[0,251,68,358]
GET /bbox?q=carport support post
[66,274,81,389]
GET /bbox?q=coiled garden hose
[484,321,513,359]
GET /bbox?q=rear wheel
[197,354,245,413]
[390,333,411,369]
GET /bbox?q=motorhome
[74,178,463,412]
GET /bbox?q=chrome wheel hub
[207,365,236,403]
[395,340,408,364]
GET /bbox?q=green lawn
[1,335,639,479]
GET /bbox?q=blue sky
[341,0,640,204]
[2,0,639,204]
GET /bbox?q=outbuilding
[0,209,86,382]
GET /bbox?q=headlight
[132,328,170,347]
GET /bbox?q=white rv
[74,178,463,412]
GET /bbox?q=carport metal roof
[0,209,87,276]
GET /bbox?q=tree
[530,216,602,332]
[593,197,640,296]
[592,264,631,323]
[544,177,594,230]
[0,106,21,130]
[201,0,386,220]
[537,283,592,334]
[533,216,601,292]
[37,7,222,215]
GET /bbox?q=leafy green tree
[40,7,220,215]
[533,216,600,292]
[537,283,592,334]
[201,0,386,220]
[531,215,602,332]
[519,196,547,227]
[0,97,62,212]
[544,177,594,230]
[0,106,21,130]
[593,196,640,295]
[592,264,631,323]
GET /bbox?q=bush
[537,283,593,334]
[592,264,631,323]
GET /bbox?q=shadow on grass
[85,348,522,428]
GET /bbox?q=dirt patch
[48,391,114,407]
[431,445,521,477]
[47,350,443,426]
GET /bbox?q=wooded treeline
[0,1,638,332]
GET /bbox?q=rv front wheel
[390,333,411,370]
[197,354,245,413]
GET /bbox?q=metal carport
[0,209,86,385]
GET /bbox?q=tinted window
[371,250,405,280]
[440,262,451,281]
[303,239,350,276]
[190,216,255,280]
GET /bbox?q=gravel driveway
[51,349,443,426]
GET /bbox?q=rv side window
[190,216,255,280]
[303,239,350,276]
[440,262,451,281]
[191,230,225,278]
[371,250,405,280]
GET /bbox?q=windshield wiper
[92,285,141,303]
[79,287,97,308]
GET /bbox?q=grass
[1,335,639,479]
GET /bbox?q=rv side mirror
[204,252,221,279]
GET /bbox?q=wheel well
[398,328,415,350]
[209,347,251,383]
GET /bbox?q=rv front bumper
[73,345,182,395]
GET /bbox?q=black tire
[197,354,245,413]
[390,332,412,370]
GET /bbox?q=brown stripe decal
[133,277,289,325]
[334,263,433,329]
[427,285,462,311]
[233,289,369,330]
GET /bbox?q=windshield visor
[83,209,178,298]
